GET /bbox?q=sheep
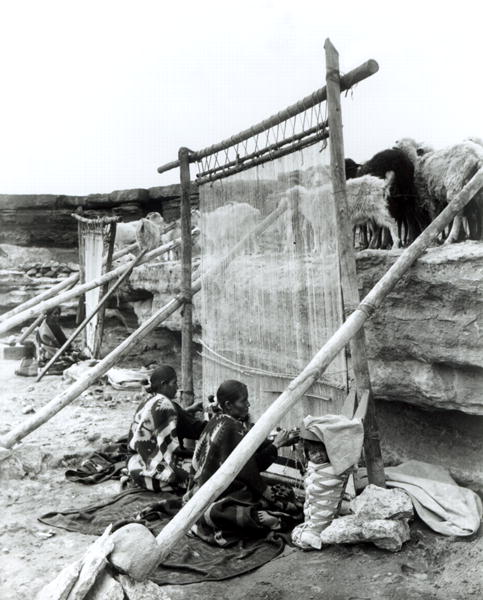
[345,158,360,180]
[114,211,165,249]
[358,148,430,246]
[136,218,161,251]
[296,171,401,250]
[114,221,138,248]
[395,138,483,243]
[201,202,261,255]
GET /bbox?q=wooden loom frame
[161,42,384,482]
[73,214,118,358]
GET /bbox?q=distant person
[15,341,37,377]
[36,307,82,375]
[126,365,205,492]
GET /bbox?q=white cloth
[106,367,152,390]
[384,461,482,537]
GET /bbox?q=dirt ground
[0,326,482,600]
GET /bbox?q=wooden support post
[179,147,194,405]
[36,250,147,382]
[92,221,117,358]
[324,38,386,487]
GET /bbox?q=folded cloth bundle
[384,461,482,537]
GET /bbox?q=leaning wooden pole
[0,234,196,337]
[0,223,177,326]
[17,313,45,345]
[36,250,148,382]
[179,147,194,405]
[325,38,385,487]
[0,205,288,449]
[0,274,78,324]
[152,168,483,562]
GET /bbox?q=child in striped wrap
[292,414,364,550]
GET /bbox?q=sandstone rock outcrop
[0,185,199,248]
[357,242,483,415]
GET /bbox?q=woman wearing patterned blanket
[185,379,301,547]
[126,365,205,492]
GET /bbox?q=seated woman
[36,307,82,375]
[126,365,205,492]
[185,379,301,547]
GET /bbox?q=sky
[0,0,481,195]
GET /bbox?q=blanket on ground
[39,488,285,585]
[385,461,482,537]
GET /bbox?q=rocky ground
[0,326,482,600]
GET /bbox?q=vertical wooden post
[93,221,116,358]
[179,147,194,405]
[76,219,86,326]
[324,38,386,487]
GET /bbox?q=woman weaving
[36,307,83,375]
[185,380,301,547]
[126,365,205,492]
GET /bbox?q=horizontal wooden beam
[156,59,379,174]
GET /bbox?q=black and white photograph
[0,1,482,598]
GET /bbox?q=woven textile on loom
[75,215,116,358]
[199,143,348,431]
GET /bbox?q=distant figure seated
[126,365,205,492]
[184,380,301,547]
[36,307,82,375]
[15,341,37,377]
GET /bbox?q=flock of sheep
[114,136,483,259]
[346,136,483,248]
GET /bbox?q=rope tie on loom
[200,340,347,392]
[343,301,376,319]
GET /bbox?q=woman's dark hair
[149,365,176,392]
[216,380,247,409]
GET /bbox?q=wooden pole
[0,274,78,324]
[179,147,194,405]
[324,38,385,487]
[0,233,197,337]
[0,223,176,326]
[157,59,379,174]
[152,167,483,562]
[17,313,45,345]
[0,204,287,449]
[92,221,117,358]
[36,250,147,382]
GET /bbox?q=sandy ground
[0,326,482,600]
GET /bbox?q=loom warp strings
[199,143,348,430]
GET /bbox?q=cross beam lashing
[157,59,379,175]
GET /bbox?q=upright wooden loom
[73,214,118,358]
[159,41,385,485]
